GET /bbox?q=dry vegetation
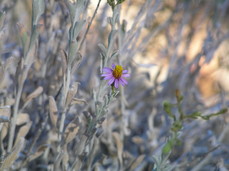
[0,0,229,170]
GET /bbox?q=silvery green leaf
[66,0,85,23]
[24,28,39,65]
[68,41,78,66]
[152,154,172,171]
[108,30,117,49]
[113,9,120,25]
[104,95,108,106]
[32,0,45,26]
[98,44,107,54]
[65,1,76,23]
[95,100,102,106]
[100,54,104,72]
[71,52,82,73]
[70,20,86,41]
[30,26,39,46]
[17,23,29,55]
[74,20,86,38]
[0,11,5,30]
[111,51,119,58]
[112,90,119,97]
[100,53,105,71]
[74,0,85,22]
[100,53,105,60]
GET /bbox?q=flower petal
[101,73,113,77]
[122,74,130,77]
[108,77,115,85]
[120,77,128,85]
[122,70,128,74]
[103,67,113,73]
[119,79,126,86]
[114,79,119,88]
[112,64,116,69]
[104,75,114,80]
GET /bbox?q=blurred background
[0,0,229,170]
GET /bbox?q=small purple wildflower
[101,64,130,88]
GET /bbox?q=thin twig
[7,80,24,152]
[79,0,102,50]
[190,146,220,171]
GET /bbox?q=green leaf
[200,108,228,120]
[162,142,172,155]
[200,115,210,120]
[185,111,201,119]
[175,89,183,103]
[163,101,174,119]
[218,108,228,114]
[171,121,182,132]
[107,0,115,9]
[117,0,125,4]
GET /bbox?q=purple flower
[101,64,130,88]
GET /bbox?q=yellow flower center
[112,65,123,79]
